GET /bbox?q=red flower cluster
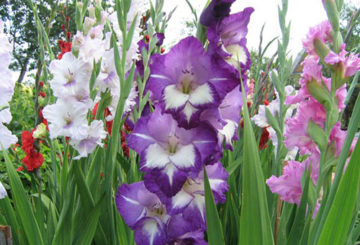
[21,130,44,171]
[57,40,72,60]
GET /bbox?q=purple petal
[115,182,159,228]
[199,0,235,27]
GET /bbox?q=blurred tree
[0,0,76,83]
[340,3,360,52]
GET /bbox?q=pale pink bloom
[42,99,89,140]
[324,44,360,78]
[70,120,107,159]
[302,21,332,55]
[284,98,326,155]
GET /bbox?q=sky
[162,0,359,57]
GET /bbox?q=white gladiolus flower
[0,181,7,199]
[49,52,92,103]
[0,21,17,149]
[42,99,89,140]
[252,85,298,157]
[71,120,107,159]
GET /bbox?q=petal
[144,144,170,169]
[115,182,156,228]
[169,144,196,169]
[189,83,214,106]
[134,217,167,245]
[164,85,189,110]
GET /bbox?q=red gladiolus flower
[22,152,44,171]
[259,127,270,150]
[263,99,270,106]
[161,47,165,53]
[65,16,70,22]
[16,166,24,171]
[21,131,35,154]
[39,81,44,87]
[145,34,150,42]
[61,24,65,30]
[66,32,71,40]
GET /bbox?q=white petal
[0,181,7,199]
[162,163,176,186]
[224,44,247,66]
[143,219,160,245]
[171,189,193,209]
[183,102,197,123]
[219,120,237,145]
[164,85,189,110]
[169,144,196,169]
[145,144,170,168]
[189,84,213,105]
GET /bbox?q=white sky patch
[162,0,359,57]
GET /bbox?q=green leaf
[311,93,360,244]
[265,107,281,135]
[238,80,274,245]
[317,139,360,245]
[2,149,44,245]
[204,168,225,245]
[307,119,327,151]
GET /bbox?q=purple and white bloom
[116,181,169,245]
[207,7,254,79]
[70,120,107,159]
[42,99,89,140]
[0,181,7,199]
[49,52,92,107]
[201,85,243,149]
[146,37,238,128]
[128,107,219,196]
[164,163,229,230]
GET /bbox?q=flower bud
[88,5,96,19]
[33,123,48,139]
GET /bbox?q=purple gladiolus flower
[163,163,229,230]
[146,36,238,128]
[116,181,169,245]
[127,107,219,196]
[199,0,235,27]
[208,7,254,79]
[200,85,243,149]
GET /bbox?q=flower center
[168,135,178,154]
[65,71,76,86]
[180,69,196,94]
[148,202,166,217]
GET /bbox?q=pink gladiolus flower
[325,44,360,78]
[302,20,332,55]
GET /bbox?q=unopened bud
[33,123,48,139]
